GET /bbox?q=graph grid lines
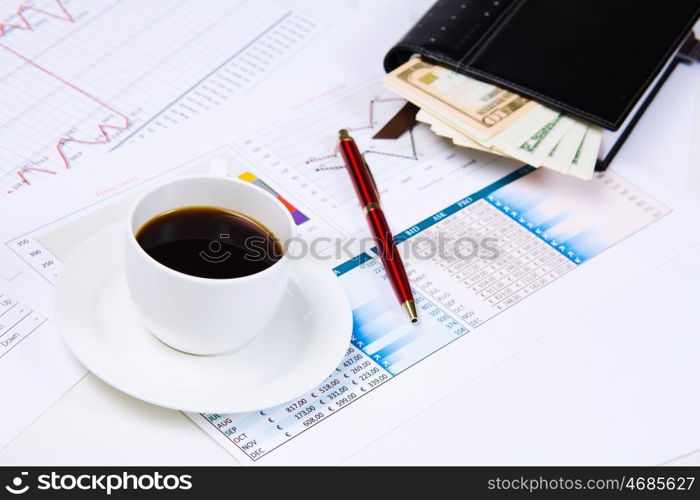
[0,0,320,194]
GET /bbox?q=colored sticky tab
[237,171,257,182]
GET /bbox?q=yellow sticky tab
[238,171,257,182]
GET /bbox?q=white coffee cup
[125,175,296,355]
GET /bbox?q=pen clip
[362,154,380,202]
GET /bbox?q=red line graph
[0,1,130,190]
[0,0,73,36]
[304,97,404,164]
[16,167,57,185]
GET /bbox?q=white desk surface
[1,52,699,467]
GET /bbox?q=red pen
[338,129,417,323]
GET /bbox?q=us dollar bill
[387,58,602,179]
[385,58,539,141]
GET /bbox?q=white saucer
[54,223,352,413]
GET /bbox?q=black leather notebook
[384,0,700,131]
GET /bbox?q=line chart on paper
[237,82,514,238]
[0,0,320,195]
[303,96,419,169]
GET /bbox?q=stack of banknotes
[385,58,603,179]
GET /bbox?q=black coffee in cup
[135,206,282,279]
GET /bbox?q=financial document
[2,0,699,465]
[190,164,672,463]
